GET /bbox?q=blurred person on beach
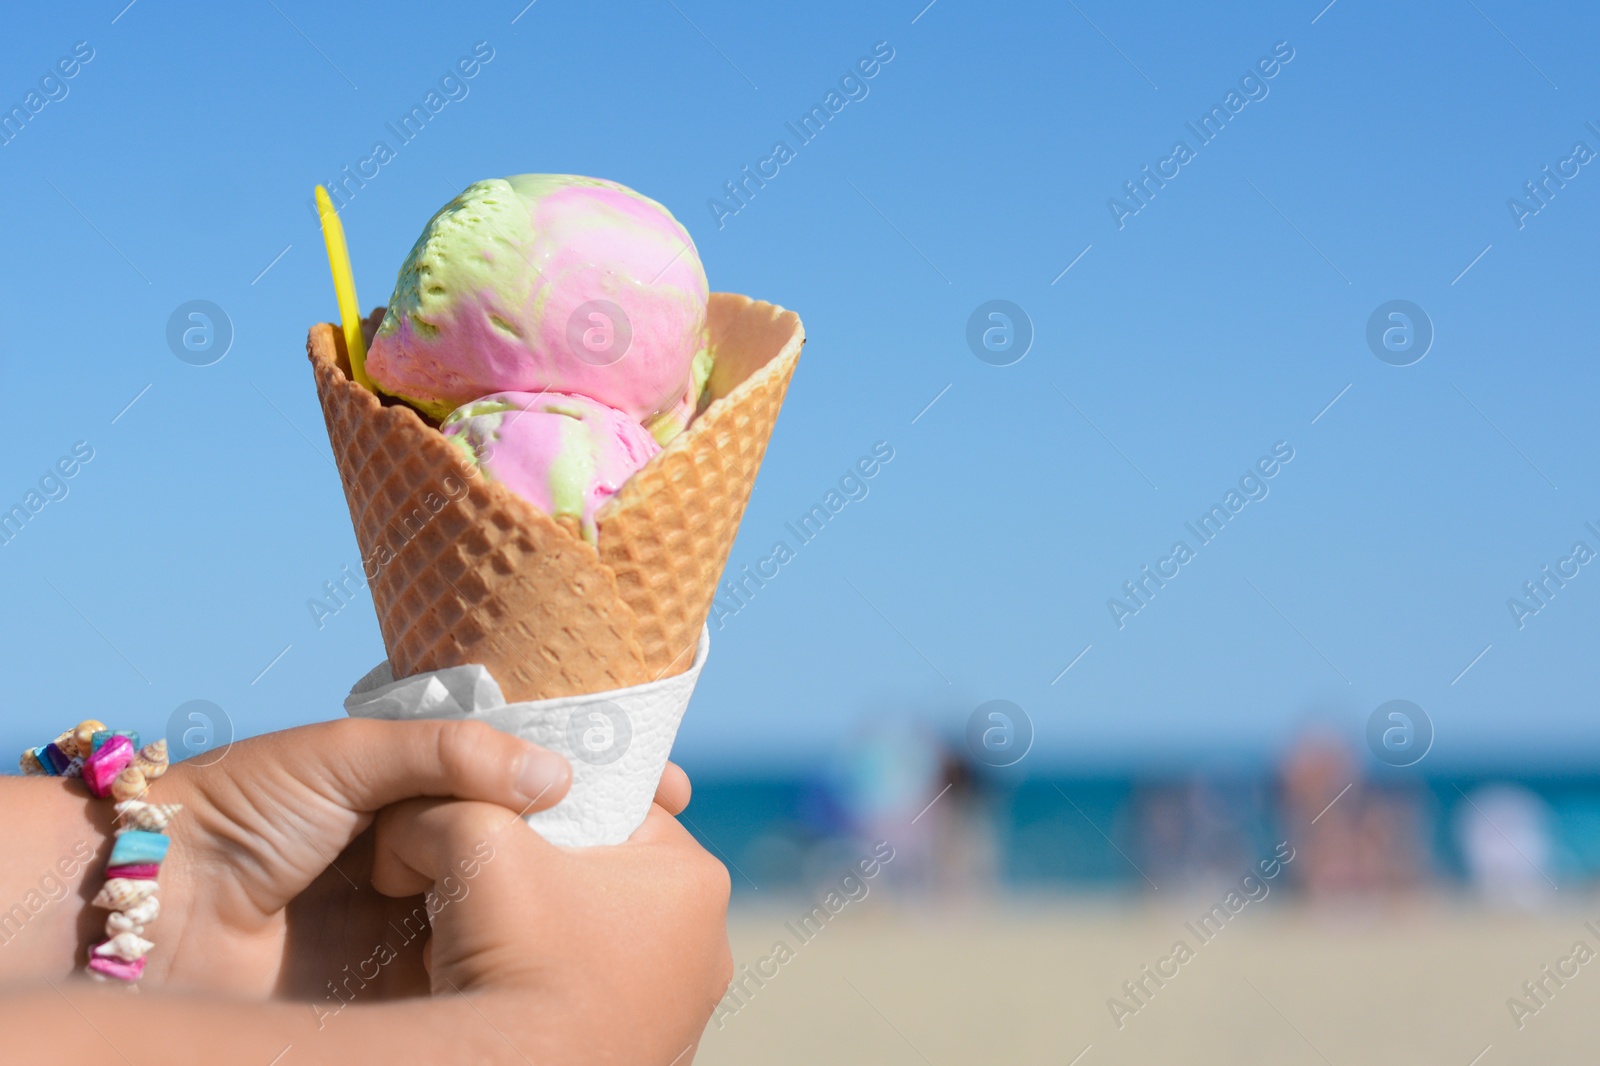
[829,719,997,898]
[1455,783,1557,909]
[1279,730,1431,900]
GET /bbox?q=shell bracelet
[20,719,181,984]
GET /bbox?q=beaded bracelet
[20,719,181,984]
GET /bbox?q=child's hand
[370,797,733,1063]
[144,718,571,998]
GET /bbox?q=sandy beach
[699,899,1599,1065]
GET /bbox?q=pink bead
[105,863,160,881]
[82,736,134,798]
[87,953,146,982]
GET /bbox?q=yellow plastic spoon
[314,186,374,391]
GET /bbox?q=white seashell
[93,933,154,961]
[105,912,144,938]
[122,895,160,925]
[92,878,158,911]
[134,739,169,781]
[114,801,183,833]
[110,766,148,803]
[61,756,85,780]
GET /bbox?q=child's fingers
[373,793,709,901]
[370,799,446,897]
[263,718,572,815]
[627,802,705,847]
[653,761,691,815]
[371,797,550,898]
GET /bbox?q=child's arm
[2,795,731,1066]
[0,985,509,1064]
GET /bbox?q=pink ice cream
[366,175,710,443]
[440,391,661,543]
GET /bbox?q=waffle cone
[307,293,804,701]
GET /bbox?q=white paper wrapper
[345,628,710,846]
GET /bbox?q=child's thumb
[261,718,571,815]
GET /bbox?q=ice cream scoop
[441,391,661,543]
[367,175,709,441]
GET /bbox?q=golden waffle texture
[307,293,804,700]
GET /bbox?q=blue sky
[1,0,1596,773]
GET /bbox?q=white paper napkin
[345,628,710,846]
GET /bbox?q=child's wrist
[119,771,200,990]
[20,723,183,984]
[0,777,109,976]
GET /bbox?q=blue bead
[34,746,59,776]
[109,830,170,867]
[91,730,139,755]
